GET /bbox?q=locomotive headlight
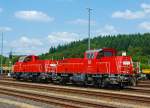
[123,61,130,65]
[50,64,57,67]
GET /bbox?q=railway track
[1,78,150,94]
[127,87,150,94]
[0,80,150,107]
[1,77,150,93]
[137,84,150,88]
[0,77,114,108]
[139,80,150,84]
[0,86,114,108]
[136,80,150,88]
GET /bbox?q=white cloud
[112,10,145,20]
[15,10,54,22]
[9,32,81,55]
[139,22,150,30]
[10,36,44,55]
[68,19,96,25]
[141,3,150,13]
[112,3,150,20]
[96,25,118,36]
[0,27,12,32]
[11,36,43,48]
[48,32,80,46]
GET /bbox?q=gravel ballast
[0,94,60,108]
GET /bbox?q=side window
[97,51,104,58]
[104,51,112,56]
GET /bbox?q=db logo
[88,60,91,64]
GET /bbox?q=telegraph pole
[87,8,92,50]
[1,32,3,74]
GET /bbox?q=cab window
[18,56,26,62]
[86,53,94,59]
[104,51,112,56]
[97,51,104,58]
[24,56,32,62]
[97,51,112,58]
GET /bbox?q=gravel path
[0,94,60,108]
[0,102,19,108]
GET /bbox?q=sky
[0,0,150,56]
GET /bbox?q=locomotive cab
[12,55,46,81]
[18,55,39,62]
[84,48,117,59]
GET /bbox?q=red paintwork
[13,48,134,75]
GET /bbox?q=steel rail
[0,80,150,104]
[0,86,114,108]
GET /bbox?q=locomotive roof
[86,49,102,53]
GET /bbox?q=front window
[18,56,26,62]
[86,53,94,59]
[18,56,33,62]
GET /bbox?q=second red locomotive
[12,48,139,87]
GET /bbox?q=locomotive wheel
[119,82,124,89]
[95,79,102,88]
[146,74,150,80]
[40,78,49,83]
[15,73,21,80]
[32,76,39,82]
[131,77,136,86]
[80,82,86,87]
[101,81,105,88]
[101,79,109,88]
[99,79,106,88]
[60,77,67,85]
[16,77,21,80]
[85,77,94,86]
[31,78,36,82]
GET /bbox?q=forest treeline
[40,33,150,68]
[1,33,150,69]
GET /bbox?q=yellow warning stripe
[142,69,150,74]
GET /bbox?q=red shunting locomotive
[12,48,138,87]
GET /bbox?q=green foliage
[0,55,21,67]
[2,33,150,69]
[141,64,150,69]
[40,33,150,69]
